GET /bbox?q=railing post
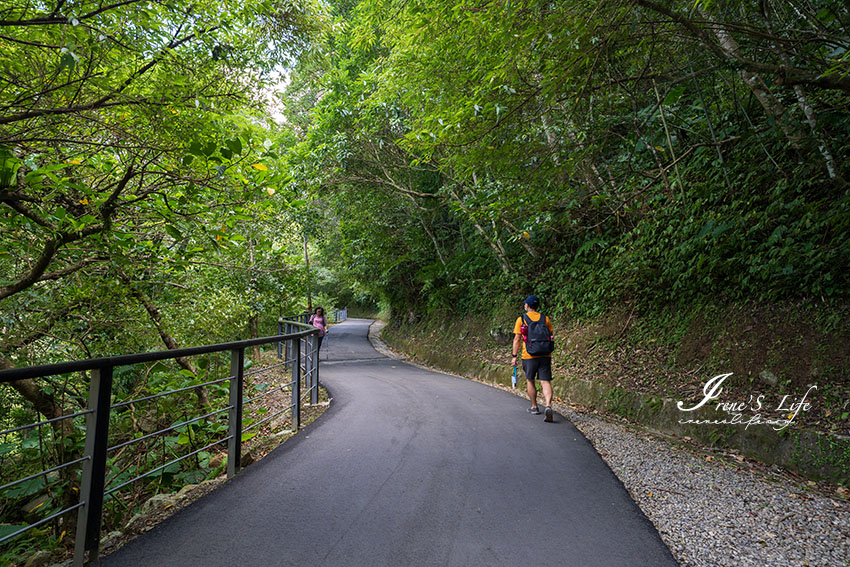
[310,334,319,405]
[310,335,319,406]
[227,348,244,479]
[73,365,113,567]
[291,337,300,431]
[312,335,318,399]
[303,335,311,404]
[285,320,292,369]
[277,317,283,360]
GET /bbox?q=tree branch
[0,0,149,27]
[634,0,850,93]
[38,256,109,282]
[0,29,210,125]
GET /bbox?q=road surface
[99,318,677,566]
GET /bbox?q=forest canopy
[2,0,849,562]
[282,0,850,317]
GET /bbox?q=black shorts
[522,357,552,381]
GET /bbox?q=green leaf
[189,142,204,157]
[226,138,243,155]
[161,462,181,475]
[663,86,685,105]
[59,52,76,73]
[165,225,183,240]
[0,525,27,539]
[2,477,45,498]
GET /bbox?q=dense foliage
[284,0,850,318]
[0,1,329,562]
[2,0,850,561]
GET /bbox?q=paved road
[99,319,677,566]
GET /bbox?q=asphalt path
[99,318,678,566]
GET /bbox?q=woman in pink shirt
[309,307,328,350]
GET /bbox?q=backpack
[521,313,554,356]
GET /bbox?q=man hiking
[511,295,555,422]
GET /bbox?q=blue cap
[523,295,540,309]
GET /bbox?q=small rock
[100,530,123,550]
[208,452,226,469]
[759,370,779,387]
[23,550,54,567]
[22,495,50,522]
[124,512,143,529]
[240,450,255,467]
[175,483,198,500]
[142,493,177,514]
[199,477,225,490]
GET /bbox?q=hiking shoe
[544,406,554,422]
[527,406,541,415]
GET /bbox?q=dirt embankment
[381,301,850,483]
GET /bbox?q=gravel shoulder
[371,321,850,567]
[564,405,850,567]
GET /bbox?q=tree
[281,0,850,315]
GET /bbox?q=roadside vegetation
[2,0,850,563]
[282,0,849,434]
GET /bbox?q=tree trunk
[249,314,261,362]
[451,186,511,273]
[759,5,838,178]
[711,24,801,148]
[2,358,79,539]
[121,275,211,409]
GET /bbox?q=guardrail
[332,308,348,323]
[0,317,324,566]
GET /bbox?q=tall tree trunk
[709,23,801,148]
[759,6,839,178]
[249,314,261,362]
[2,357,79,539]
[791,84,837,178]
[455,182,511,273]
[121,275,211,409]
[500,218,539,258]
[414,206,447,267]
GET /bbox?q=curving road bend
[98,318,678,566]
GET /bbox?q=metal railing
[332,308,348,323]
[0,318,323,566]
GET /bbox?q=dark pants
[521,357,552,381]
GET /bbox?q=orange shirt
[513,311,554,359]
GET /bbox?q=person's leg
[523,359,539,409]
[526,378,538,408]
[538,358,554,421]
[541,380,553,407]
